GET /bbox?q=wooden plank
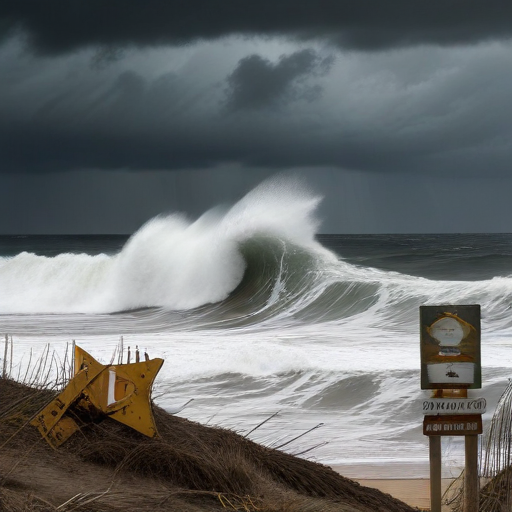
[464,435,479,512]
[422,398,486,415]
[423,414,482,436]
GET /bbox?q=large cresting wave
[3,176,512,333]
[0,177,331,315]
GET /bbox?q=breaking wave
[2,176,512,335]
[0,177,326,315]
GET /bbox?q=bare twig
[274,423,324,451]
[244,411,280,438]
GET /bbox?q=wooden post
[119,336,124,365]
[71,340,75,380]
[429,435,442,512]
[9,335,13,377]
[464,434,479,512]
[2,334,8,379]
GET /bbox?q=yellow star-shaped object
[31,346,163,448]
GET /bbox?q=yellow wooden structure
[31,345,164,448]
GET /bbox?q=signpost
[420,305,482,512]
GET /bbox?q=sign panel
[420,305,481,389]
[423,414,483,436]
[422,398,486,415]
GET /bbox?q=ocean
[1,182,511,478]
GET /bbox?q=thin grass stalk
[52,350,66,389]
[109,344,118,365]
[41,350,58,389]
[118,336,124,365]
[475,380,512,511]
[70,339,75,380]
[32,343,51,388]
[62,341,69,384]
[27,345,45,386]
[292,441,328,457]
[54,353,61,388]
[244,411,279,438]
[42,343,51,386]
[274,423,324,450]
[22,347,33,384]
[16,353,23,381]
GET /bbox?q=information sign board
[422,398,486,415]
[420,305,481,389]
[423,414,482,436]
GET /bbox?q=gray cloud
[225,50,334,111]
[2,1,512,55]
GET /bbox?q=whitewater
[1,177,512,477]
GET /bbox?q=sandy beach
[331,463,460,510]
[353,478,454,510]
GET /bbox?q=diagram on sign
[445,363,459,379]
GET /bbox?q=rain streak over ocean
[2,178,512,477]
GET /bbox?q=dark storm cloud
[2,36,512,178]
[2,0,512,54]
[225,50,334,111]
[0,46,337,174]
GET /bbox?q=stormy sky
[1,1,512,233]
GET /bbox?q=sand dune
[0,378,417,512]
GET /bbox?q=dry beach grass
[0,377,419,512]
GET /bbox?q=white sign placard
[422,398,486,415]
[427,362,475,385]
